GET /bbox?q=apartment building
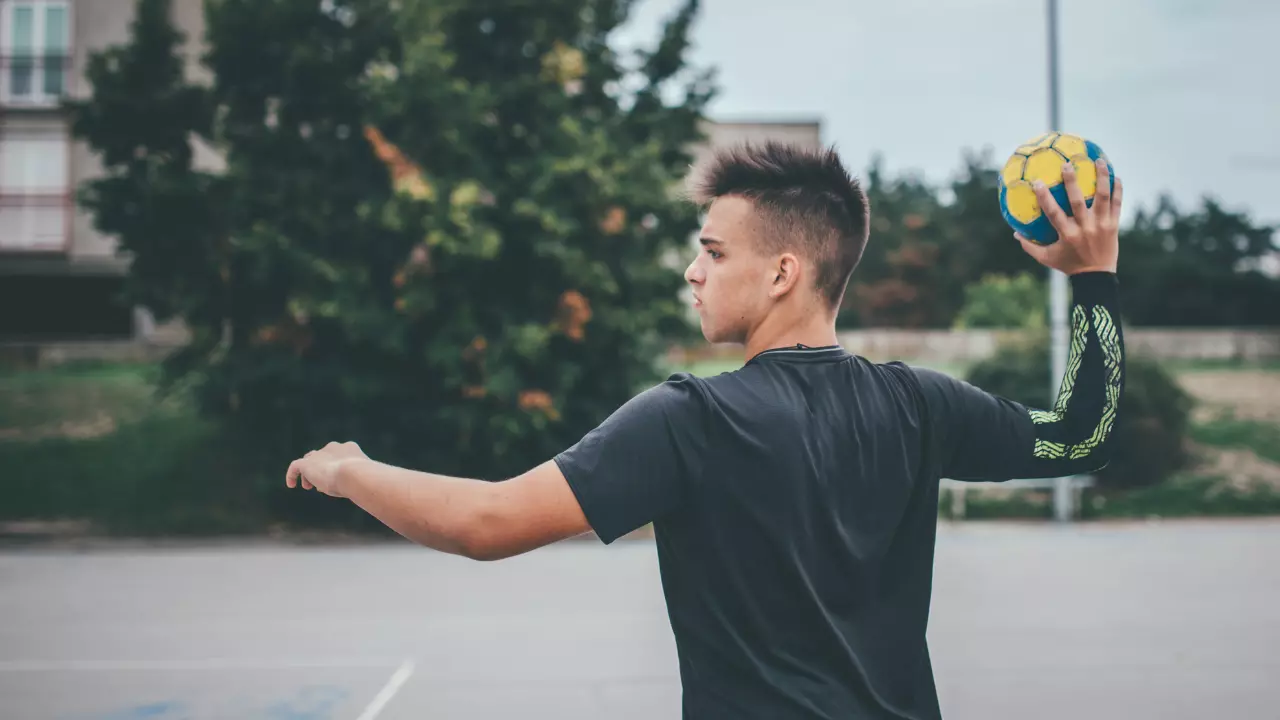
[0,0,205,344]
[0,0,819,347]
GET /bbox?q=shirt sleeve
[912,271,1126,481]
[553,373,707,544]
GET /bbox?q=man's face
[684,196,780,344]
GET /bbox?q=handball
[998,132,1116,245]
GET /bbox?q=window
[2,0,70,106]
[0,131,69,251]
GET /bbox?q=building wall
[0,0,205,267]
[65,0,207,264]
[695,119,823,168]
[65,0,137,262]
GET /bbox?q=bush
[953,272,1048,329]
[965,332,1192,489]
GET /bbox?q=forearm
[1022,271,1125,476]
[336,458,490,557]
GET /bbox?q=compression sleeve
[913,271,1126,480]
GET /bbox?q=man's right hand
[1017,157,1123,275]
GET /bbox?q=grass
[1083,474,1280,518]
[1161,358,1280,373]
[0,413,274,535]
[1189,414,1280,463]
[0,360,283,535]
[0,361,171,433]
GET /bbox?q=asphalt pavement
[1,518,1277,719]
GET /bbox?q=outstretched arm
[285,375,705,559]
[286,449,590,560]
[916,158,1126,481]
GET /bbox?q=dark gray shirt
[555,272,1125,719]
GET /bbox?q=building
[0,0,820,351]
[0,0,207,346]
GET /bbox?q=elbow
[1083,444,1115,474]
[454,490,513,562]
[458,533,508,562]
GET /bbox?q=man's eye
[707,249,722,259]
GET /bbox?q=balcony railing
[0,194,69,252]
[0,53,70,108]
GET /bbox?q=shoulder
[881,361,967,397]
[639,372,708,415]
[600,372,707,429]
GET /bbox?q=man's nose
[685,261,703,285]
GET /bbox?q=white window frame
[0,130,70,252]
[1,0,71,107]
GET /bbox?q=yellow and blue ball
[998,132,1116,245]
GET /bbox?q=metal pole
[1047,0,1074,522]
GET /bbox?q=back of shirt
[660,347,943,719]
[555,273,1125,719]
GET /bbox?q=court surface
[2,518,1277,719]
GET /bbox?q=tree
[841,156,949,328]
[843,151,1046,329]
[953,272,1047,330]
[71,0,714,525]
[1120,196,1280,326]
[68,0,222,327]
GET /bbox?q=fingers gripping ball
[999,132,1117,245]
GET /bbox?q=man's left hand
[286,441,369,498]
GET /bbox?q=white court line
[0,657,401,672]
[355,658,415,720]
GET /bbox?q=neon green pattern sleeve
[911,272,1126,481]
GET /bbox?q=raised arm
[915,157,1125,481]
[914,272,1124,480]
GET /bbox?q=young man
[287,142,1125,719]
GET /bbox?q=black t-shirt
[554,272,1125,719]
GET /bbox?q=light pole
[1046,0,1074,522]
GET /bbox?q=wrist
[334,457,371,497]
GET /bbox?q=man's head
[683,141,870,344]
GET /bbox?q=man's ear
[771,253,802,299]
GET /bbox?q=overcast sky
[613,0,1280,226]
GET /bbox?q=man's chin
[700,321,734,346]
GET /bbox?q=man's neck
[742,311,840,362]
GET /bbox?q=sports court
[2,519,1277,719]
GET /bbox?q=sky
[612,0,1280,227]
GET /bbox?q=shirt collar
[746,343,851,365]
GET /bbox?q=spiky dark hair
[687,141,870,308]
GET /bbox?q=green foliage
[1120,197,1280,326]
[953,272,1047,329]
[1189,413,1280,463]
[0,413,264,536]
[70,0,713,519]
[841,152,1042,329]
[965,332,1193,489]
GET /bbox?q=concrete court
[1,518,1277,719]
